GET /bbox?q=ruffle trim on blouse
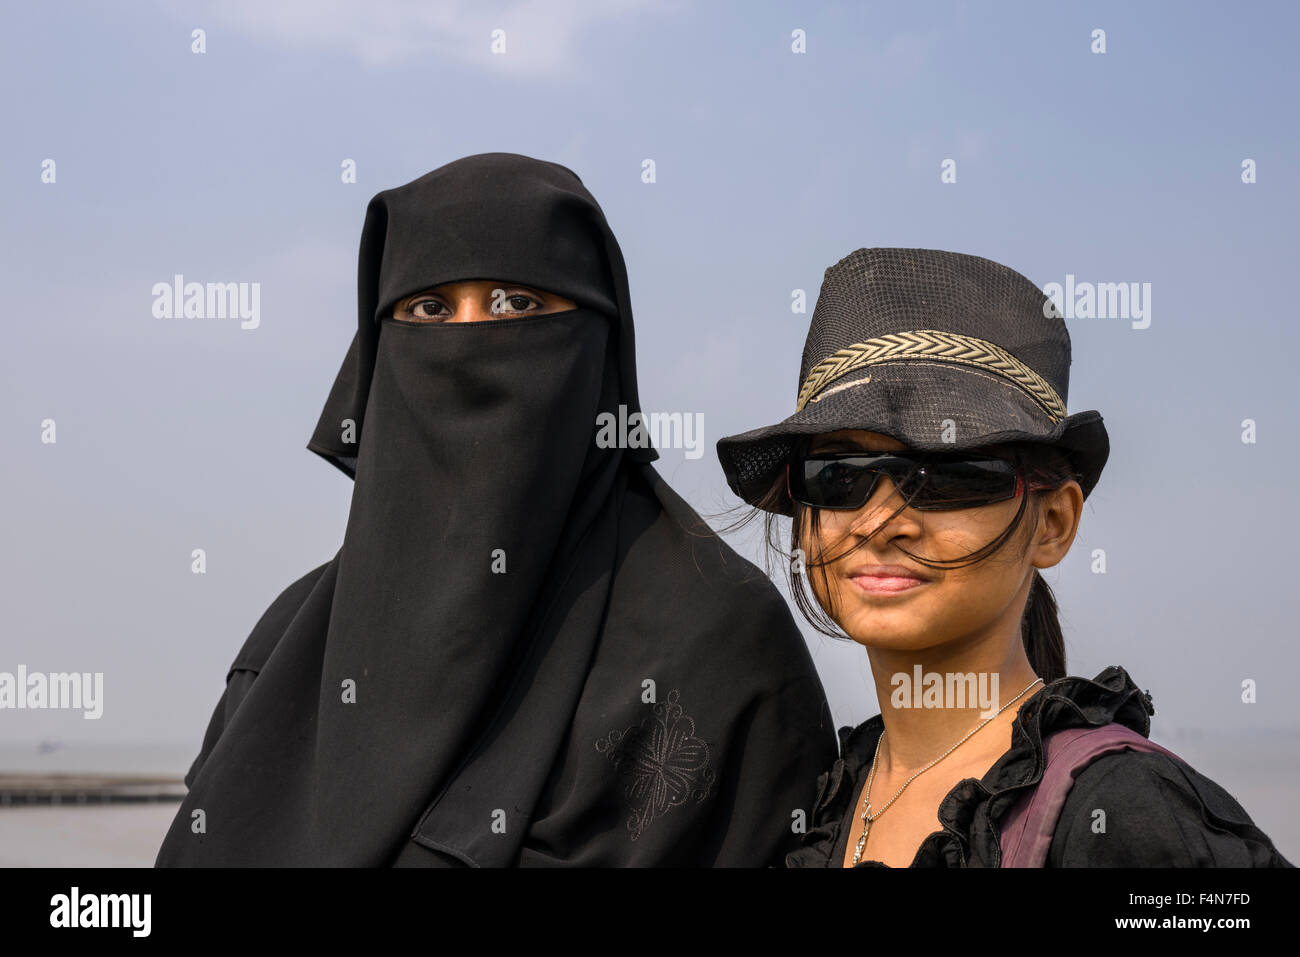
[785,665,1156,868]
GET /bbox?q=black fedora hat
[716,247,1110,516]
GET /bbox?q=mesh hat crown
[716,248,1109,516]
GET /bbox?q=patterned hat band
[795,329,1068,423]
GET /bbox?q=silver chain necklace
[850,675,1044,866]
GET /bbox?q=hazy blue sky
[2,0,1298,760]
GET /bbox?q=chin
[837,610,937,652]
[843,629,941,653]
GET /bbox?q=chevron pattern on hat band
[795,329,1068,422]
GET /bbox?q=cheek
[912,515,1029,629]
[919,502,1021,553]
[917,517,993,563]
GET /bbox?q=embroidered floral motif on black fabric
[595,689,716,840]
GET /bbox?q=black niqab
[156,153,836,866]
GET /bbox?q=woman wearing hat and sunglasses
[717,247,1292,868]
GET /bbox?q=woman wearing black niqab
[156,152,837,866]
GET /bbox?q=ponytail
[1021,570,1066,683]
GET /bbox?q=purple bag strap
[998,722,1181,867]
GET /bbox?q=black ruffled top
[786,665,1293,867]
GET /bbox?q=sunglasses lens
[797,457,881,509]
[792,454,1019,510]
[907,458,1019,509]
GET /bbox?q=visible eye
[489,290,545,316]
[405,297,451,320]
[394,287,555,322]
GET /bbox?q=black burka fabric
[155,153,836,866]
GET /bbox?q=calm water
[1,731,1295,867]
[0,740,194,867]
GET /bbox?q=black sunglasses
[787,449,1055,511]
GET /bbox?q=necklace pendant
[851,820,871,866]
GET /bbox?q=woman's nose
[447,299,493,323]
[839,475,919,537]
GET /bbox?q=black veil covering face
[156,153,836,866]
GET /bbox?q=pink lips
[847,564,932,595]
